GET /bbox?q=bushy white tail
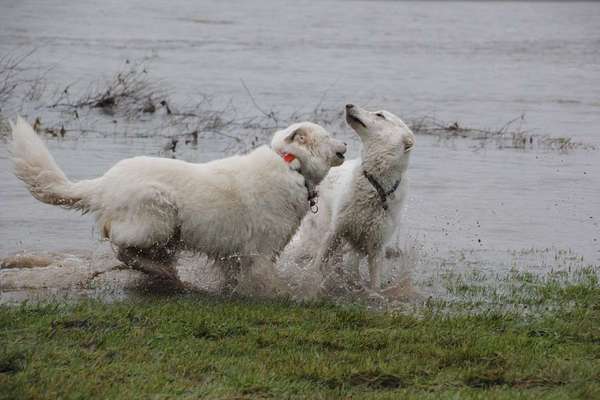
[10,116,92,210]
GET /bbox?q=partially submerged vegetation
[407,114,596,151]
[50,60,169,118]
[0,50,42,106]
[0,52,595,153]
[436,264,599,315]
[1,266,599,399]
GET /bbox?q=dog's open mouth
[346,114,367,128]
[336,152,345,160]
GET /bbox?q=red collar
[279,152,296,164]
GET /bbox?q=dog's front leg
[214,256,241,295]
[367,252,383,290]
[235,254,278,297]
[345,249,361,283]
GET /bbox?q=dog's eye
[375,112,386,119]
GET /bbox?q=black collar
[363,170,400,211]
[287,158,319,214]
[304,180,319,213]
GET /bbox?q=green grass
[1,268,599,399]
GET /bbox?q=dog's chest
[337,190,395,253]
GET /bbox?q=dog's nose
[345,104,354,110]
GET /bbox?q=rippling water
[0,0,599,301]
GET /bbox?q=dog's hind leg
[314,231,344,275]
[104,185,183,285]
[116,246,180,283]
[314,231,350,296]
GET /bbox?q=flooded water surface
[0,0,599,303]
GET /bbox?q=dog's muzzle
[345,107,367,128]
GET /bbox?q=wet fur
[281,105,415,291]
[10,117,346,290]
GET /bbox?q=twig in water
[240,79,278,125]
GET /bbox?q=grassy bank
[1,269,599,399]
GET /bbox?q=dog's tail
[9,116,96,211]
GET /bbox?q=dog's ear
[285,127,309,145]
[403,135,415,152]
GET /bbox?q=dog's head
[271,122,347,185]
[345,104,415,167]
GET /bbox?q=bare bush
[238,79,345,132]
[42,61,246,153]
[165,97,239,141]
[406,114,595,152]
[0,50,44,108]
[50,60,169,118]
[0,53,26,104]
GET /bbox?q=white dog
[9,117,346,289]
[282,104,414,291]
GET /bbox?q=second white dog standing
[280,104,415,292]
